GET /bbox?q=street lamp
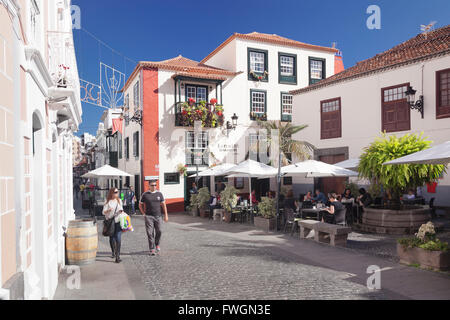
[405,85,424,118]
[226,113,238,136]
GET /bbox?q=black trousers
[318,211,335,224]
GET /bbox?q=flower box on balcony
[175,99,224,128]
[250,112,267,121]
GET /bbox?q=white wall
[292,55,450,205]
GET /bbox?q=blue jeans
[109,222,122,255]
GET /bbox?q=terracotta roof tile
[291,25,450,95]
[122,55,236,91]
[201,32,338,64]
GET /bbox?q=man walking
[125,185,136,215]
[139,180,169,256]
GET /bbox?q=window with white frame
[282,94,293,115]
[197,87,207,102]
[186,85,208,102]
[280,56,294,76]
[309,58,325,84]
[251,91,266,114]
[186,131,209,165]
[250,51,265,73]
[383,85,407,102]
[133,81,140,107]
[186,85,196,101]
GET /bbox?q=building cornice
[24,46,54,96]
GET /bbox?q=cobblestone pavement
[112,214,386,300]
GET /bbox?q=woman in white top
[103,188,124,263]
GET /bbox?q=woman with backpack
[103,188,124,263]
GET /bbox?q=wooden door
[318,154,346,196]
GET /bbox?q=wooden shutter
[320,98,341,139]
[381,84,410,132]
[437,68,450,119]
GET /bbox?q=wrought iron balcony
[47,31,79,89]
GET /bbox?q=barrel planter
[397,243,450,271]
[199,208,209,218]
[361,206,431,235]
[254,216,276,233]
[65,219,98,266]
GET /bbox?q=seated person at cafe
[250,190,258,206]
[320,193,345,224]
[303,191,313,202]
[357,188,373,207]
[209,192,220,212]
[405,189,416,200]
[312,189,327,204]
[341,188,354,203]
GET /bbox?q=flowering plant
[176,99,224,128]
[57,64,71,87]
[250,70,268,81]
[177,163,188,176]
[398,222,448,252]
[250,111,267,121]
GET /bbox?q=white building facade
[117,32,341,211]
[290,26,450,207]
[0,0,82,299]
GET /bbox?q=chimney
[334,50,344,74]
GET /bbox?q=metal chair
[335,207,347,226]
[283,208,299,236]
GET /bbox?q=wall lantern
[121,108,143,126]
[405,85,424,118]
[226,113,238,136]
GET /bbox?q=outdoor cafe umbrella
[222,159,278,202]
[188,163,236,178]
[81,164,133,179]
[334,158,360,171]
[383,141,450,165]
[281,160,359,178]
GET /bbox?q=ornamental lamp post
[405,85,424,118]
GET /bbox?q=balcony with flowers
[175,98,225,128]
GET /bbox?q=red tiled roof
[201,32,338,64]
[291,25,450,95]
[122,55,236,91]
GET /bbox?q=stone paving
[118,214,385,300]
[64,198,450,300]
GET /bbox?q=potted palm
[254,197,276,232]
[197,187,211,218]
[397,222,449,271]
[219,186,238,223]
[358,133,446,234]
[188,193,199,217]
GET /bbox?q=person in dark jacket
[357,188,373,207]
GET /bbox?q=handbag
[102,202,118,237]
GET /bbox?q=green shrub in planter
[398,222,448,252]
[359,133,445,205]
[257,197,276,219]
[219,186,238,212]
[197,187,211,210]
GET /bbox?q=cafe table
[300,207,327,221]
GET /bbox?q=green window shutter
[278,53,297,84]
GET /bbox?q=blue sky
[72,0,450,136]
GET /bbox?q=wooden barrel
[66,219,98,265]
